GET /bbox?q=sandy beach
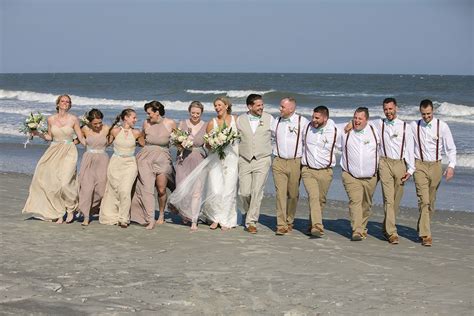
[0,171,473,315]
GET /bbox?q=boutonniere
[363,139,370,145]
[259,119,264,127]
[432,135,439,141]
[288,126,298,134]
[391,132,399,139]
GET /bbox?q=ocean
[0,73,472,212]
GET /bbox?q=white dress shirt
[242,113,275,134]
[302,120,339,169]
[410,117,456,168]
[337,123,380,178]
[372,118,416,175]
[272,113,310,159]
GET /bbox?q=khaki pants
[238,156,272,227]
[342,171,377,235]
[379,157,407,237]
[301,166,333,230]
[272,157,301,228]
[413,160,442,237]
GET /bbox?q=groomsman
[374,98,415,244]
[339,107,380,241]
[272,97,309,235]
[301,106,339,237]
[237,94,273,234]
[410,99,456,247]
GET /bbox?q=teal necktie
[385,119,395,126]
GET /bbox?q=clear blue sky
[1,0,472,75]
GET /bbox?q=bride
[168,96,239,230]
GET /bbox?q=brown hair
[107,108,136,138]
[188,101,204,113]
[144,101,165,116]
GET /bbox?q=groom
[237,94,273,234]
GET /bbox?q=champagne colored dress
[22,126,79,220]
[99,128,137,225]
[78,132,109,218]
[130,122,175,225]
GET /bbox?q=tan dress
[99,128,137,225]
[22,126,78,220]
[78,132,109,218]
[130,122,175,225]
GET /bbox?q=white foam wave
[186,89,275,98]
[442,154,474,169]
[435,101,474,117]
[0,89,147,108]
[303,91,387,97]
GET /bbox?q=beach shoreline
[1,171,473,314]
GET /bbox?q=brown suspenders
[381,119,406,160]
[345,125,378,177]
[303,124,337,169]
[275,115,301,159]
[417,119,439,162]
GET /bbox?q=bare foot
[209,222,218,230]
[145,222,155,230]
[56,217,64,224]
[119,222,128,228]
[221,226,230,231]
[190,222,198,232]
[156,214,165,225]
[81,219,90,226]
[65,212,74,224]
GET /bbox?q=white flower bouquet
[171,128,194,158]
[204,124,240,160]
[79,112,89,127]
[19,112,48,148]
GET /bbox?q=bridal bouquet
[204,124,240,160]
[19,112,48,147]
[170,128,194,158]
[79,112,89,127]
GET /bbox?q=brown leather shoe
[276,227,289,235]
[421,236,432,247]
[246,225,257,234]
[388,235,399,245]
[310,225,325,238]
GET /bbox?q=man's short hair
[383,97,397,105]
[246,94,263,106]
[313,105,329,117]
[420,99,433,109]
[355,107,369,119]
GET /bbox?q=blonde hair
[55,94,72,112]
[214,96,232,114]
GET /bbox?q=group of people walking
[22,93,456,247]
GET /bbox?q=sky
[1,0,472,75]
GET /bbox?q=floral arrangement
[170,128,194,158]
[79,112,90,127]
[19,112,48,148]
[204,124,241,160]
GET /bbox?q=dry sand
[0,172,473,315]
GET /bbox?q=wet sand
[0,172,473,315]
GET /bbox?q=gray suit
[237,112,273,227]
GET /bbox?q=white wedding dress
[168,116,239,227]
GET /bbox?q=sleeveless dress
[99,128,137,225]
[170,120,207,222]
[77,132,109,218]
[22,126,79,220]
[168,116,240,227]
[130,122,175,225]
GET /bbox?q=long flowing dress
[130,122,175,225]
[168,116,239,227]
[172,119,207,222]
[22,126,79,220]
[77,132,109,219]
[99,128,137,225]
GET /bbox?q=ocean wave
[186,89,275,98]
[435,101,474,117]
[302,91,387,97]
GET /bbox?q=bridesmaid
[99,108,144,228]
[22,94,86,223]
[77,109,110,226]
[173,101,207,231]
[130,101,176,229]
